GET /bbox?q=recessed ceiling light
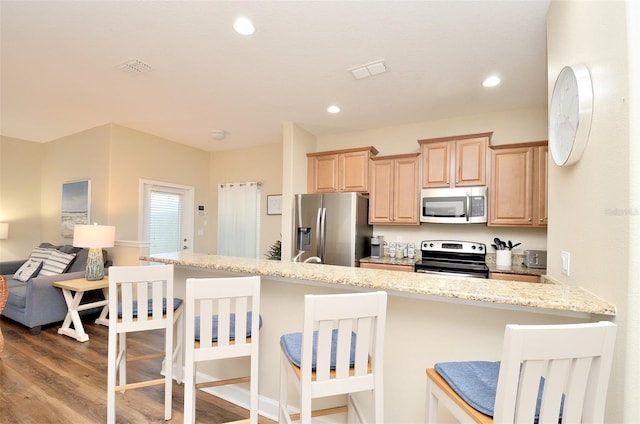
[327,105,340,114]
[233,17,255,35]
[482,76,501,87]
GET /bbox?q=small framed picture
[61,179,91,238]
[267,194,283,215]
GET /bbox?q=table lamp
[73,223,115,281]
[0,223,8,240]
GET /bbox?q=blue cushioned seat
[280,329,357,370]
[434,361,562,421]
[117,297,183,318]
[194,312,262,342]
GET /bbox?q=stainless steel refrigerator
[292,192,372,266]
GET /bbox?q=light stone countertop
[141,253,616,318]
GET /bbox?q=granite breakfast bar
[141,252,616,422]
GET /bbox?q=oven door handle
[416,269,484,279]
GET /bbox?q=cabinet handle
[528,218,532,222]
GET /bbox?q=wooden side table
[53,277,109,342]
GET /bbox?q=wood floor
[0,315,276,424]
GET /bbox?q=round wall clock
[548,63,594,167]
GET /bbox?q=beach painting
[61,180,91,238]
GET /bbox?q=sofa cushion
[13,259,43,282]
[29,246,56,262]
[39,250,76,276]
[57,244,82,255]
[6,280,27,308]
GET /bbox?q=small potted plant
[265,239,281,261]
[492,238,521,267]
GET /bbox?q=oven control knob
[478,245,484,251]
[471,245,476,250]
[429,243,434,247]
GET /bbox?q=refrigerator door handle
[315,207,323,261]
[319,207,327,263]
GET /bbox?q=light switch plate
[561,251,570,276]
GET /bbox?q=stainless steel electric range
[414,240,489,279]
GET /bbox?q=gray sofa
[0,243,109,334]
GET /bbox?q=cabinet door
[489,147,533,225]
[341,150,370,192]
[535,146,548,226]
[309,154,339,192]
[421,141,451,188]
[393,156,420,224]
[456,137,487,187]
[369,159,394,223]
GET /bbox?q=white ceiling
[0,0,550,152]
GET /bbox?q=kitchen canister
[407,243,416,259]
[388,242,396,258]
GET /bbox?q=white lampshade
[73,223,116,248]
[0,223,8,240]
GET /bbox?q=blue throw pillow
[434,361,563,420]
[280,329,357,371]
[194,312,262,342]
[117,297,183,318]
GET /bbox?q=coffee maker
[370,235,384,258]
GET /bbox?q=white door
[140,179,194,255]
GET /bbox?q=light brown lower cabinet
[360,262,414,272]
[489,272,541,283]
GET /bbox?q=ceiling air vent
[348,60,388,80]
[116,59,153,74]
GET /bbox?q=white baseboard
[192,369,345,423]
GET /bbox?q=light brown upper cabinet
[488,142,548,227]
[307,146,378,193]
[418,132,492,188]
[369,153,420,225]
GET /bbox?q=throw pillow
[13,259,43,282]
[39,250,77,276]
[28,246,55,262]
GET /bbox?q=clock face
[548,64,593,166]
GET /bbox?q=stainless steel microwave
[420,186,488,224]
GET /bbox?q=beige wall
[312,107,549,253]
[108,124,211,246]
[40,125,111,244]
[0,136,44,260]
[547,1,631,421]
[210,142,283,259]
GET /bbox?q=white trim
[114,240,150,248]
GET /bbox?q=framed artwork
[267,194,283,215]
[61,180,91,238]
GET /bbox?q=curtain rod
[218,181,262,188]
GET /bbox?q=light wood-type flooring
[0,314,276,423]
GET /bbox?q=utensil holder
[496,250,512,267]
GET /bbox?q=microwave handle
[465,192,470,222]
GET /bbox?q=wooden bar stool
[425,321,617,423]
[106,264,184,423]
[183,275,261,424]
[279,291,387,423]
